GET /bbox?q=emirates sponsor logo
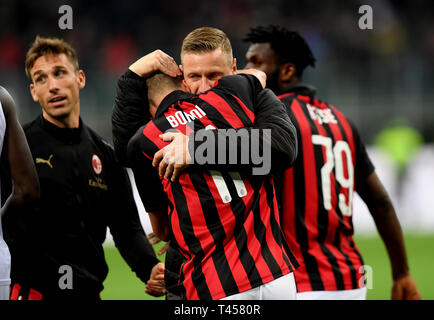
[89,177,108,191]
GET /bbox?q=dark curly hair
[244,25,316,78]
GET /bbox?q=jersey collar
[280,83,317,99]
[39,115,83,144]
[155,90,194,118]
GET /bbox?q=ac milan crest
[92,154,102,175]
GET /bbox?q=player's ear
[231,58,237,74]
[77,70,86,89]
[181,80,191,93]
[29,83,39,102]
[280,62,296,82]
[149,103,158,118]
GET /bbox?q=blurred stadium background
[0,0,432,299]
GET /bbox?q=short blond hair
[146,73,183,106]
[181,27,233,66]
[25,35,79,81]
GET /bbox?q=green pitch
[101,233,434,300]
[101,241,167,300]
[353,232,434,300]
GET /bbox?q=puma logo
[36,154,54,168]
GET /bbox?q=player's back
[278,91,374,292]
[134,75,297,299]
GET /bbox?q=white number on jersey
[205,124,247,203]
[312,135,354,216]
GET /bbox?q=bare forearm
[149,211,170,241]
[360,172,410,280]
[370,196,409,279]
[129,50,181,78]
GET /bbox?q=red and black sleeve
[127,124,169,213]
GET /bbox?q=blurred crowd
[0,0,432,229]
[0,0,432,141]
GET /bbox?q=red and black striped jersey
[277,85,375,293]
[129,74,298,300]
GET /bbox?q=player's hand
[145,262,166,297]
[153,132,192,182]
[236,69,266,88]
[147,233,169,255]
[157,241,170,256]
[147,232,162,245]
[129,50,182,78]
[391,274,421,300]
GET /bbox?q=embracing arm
[154,77,298,180]
[112,50,181,165]
[192,88,297,174]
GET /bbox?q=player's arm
[358,172,421,300]
[127,129,170,241]
[197,84,297,171]
[192,87,297,173]
[236,68,266,88]
[352,122,421,300]
[0,86,39,217]
[112,50,181,165]
[154,74,298,179]
[132,167,170,242]
[105,148,162,289]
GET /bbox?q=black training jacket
[112,70,151,166]
[3,115,159,298]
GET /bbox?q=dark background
[0,0,432,144]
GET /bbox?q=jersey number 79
[312,135,354,216]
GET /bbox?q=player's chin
[49,108,72,118]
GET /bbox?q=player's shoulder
[209,74,261,107]
[129,120,158,150]
[130,123,148,144]
[127,121,161,162]
[83,123,116,154]
[0,86,14,114]
[214,73,259,87]
[0,85,10,100]
[22,116,43,135]
[146,113,175,138]
[213,73,258,91]
[279,84,318,104]
[278,92,299,104]
[142,118,160,136]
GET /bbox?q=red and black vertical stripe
[10,283,43,300]
[279,94,365,292]
[139,87,296,299]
